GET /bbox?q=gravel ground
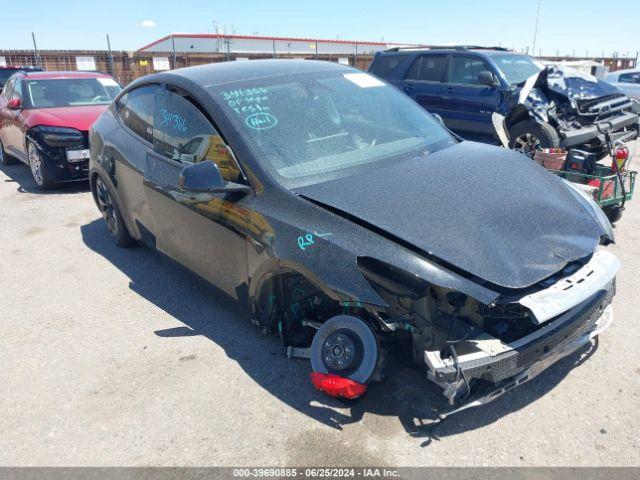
[1,145,639,467]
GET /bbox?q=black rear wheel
[95,176,135,247]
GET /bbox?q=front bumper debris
[436,301,613,420]
[559,112,639,147]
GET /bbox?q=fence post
[106,34,114,75]
[31,32,41,68]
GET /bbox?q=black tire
[508,120,560,155]
[0,139,18,166]
[603,205,624,223]
[94,176,135,247]
[311,315,379,385]
[27,141,57,190]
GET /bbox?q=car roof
[18,71,113,80]
[139,59,354,88]
[378,47,517,57]
[609,68,640,76]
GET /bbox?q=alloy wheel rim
[514,133,541,155]
[28,144,43,185]
[95,178,117,235]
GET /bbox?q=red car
[0,71,121,189]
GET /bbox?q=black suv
[369,46,639,156]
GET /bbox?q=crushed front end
[27,126,90,182]
[507,66,639,157]
[358,248,619,410]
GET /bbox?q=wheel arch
[249,261,381,343]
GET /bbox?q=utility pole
[31,32,41,68]
[171,35,177,69]
[106,34,114,75]
[531,0,542,57]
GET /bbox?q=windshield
[24,77,122,108]
[208,70,456,188]
[492,54,545,84]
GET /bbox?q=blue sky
[1,0,638,57]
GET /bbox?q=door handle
[403,85,414,93]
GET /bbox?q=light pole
[531,0,542,57]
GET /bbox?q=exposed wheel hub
[322,330,358,371]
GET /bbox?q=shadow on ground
[0,160,90,194]
[81,217,598,447]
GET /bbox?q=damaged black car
[89,60,620,413]
[369,47,640,157]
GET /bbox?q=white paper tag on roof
[98,78,118,87]
[343,73,384,88]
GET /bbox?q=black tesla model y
[90,60,619,413]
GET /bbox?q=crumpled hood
[24,105,109,131]
[542,65,622,104]
[294,142,607,290]
[511,66,627,125]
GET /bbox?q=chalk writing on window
[160,109,187,132]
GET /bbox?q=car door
[7,79,26,157]
[142,85,249,298]
[439,55,502,135]
[400,54,449,118]
[0,77,24,158]
[0,78,12,150]
[109,84,161,241]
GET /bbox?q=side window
[449,56,491,85]
[619,72,640,84]
[117,85,158,143]
[405,56,447,82]
[12,80,22,100]
[154,88,243,183]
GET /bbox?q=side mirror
[477,71,497,87]
[178,160,251,195]
[7,98,22,110]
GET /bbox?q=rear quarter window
[116,85,158,143]
[369,55,404,77]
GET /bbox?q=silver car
[604,69,640,102]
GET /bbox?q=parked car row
[0,57,627,416]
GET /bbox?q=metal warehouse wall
[139,35,384,55]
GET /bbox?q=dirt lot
[1,147,640,467]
